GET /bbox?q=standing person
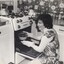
[22,14,59,64]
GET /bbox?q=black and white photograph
[0,0,64,64]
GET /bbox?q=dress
[38,29,59,64]
[28,28,59,64]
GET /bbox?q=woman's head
[36,14,53,31]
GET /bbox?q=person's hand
[23,31,33,37]
[21,41,34,47]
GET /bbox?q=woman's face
[37,20,45,32]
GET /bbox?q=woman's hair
[36,14,53,31]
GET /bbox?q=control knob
[20,19,22,22]
[18,25,21,29]
[17,20,20,23]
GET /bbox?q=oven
[13,16,41,64]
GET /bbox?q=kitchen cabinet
[0,17,14,64]
[54,25,64,62]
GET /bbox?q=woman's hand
[22,31,41,41]
[21,41,34,47]
[23,31,33,37]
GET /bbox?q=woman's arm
[30,35,42,41]
[23,31,41,41]
[31,36,53,53]
[21,35,53,52]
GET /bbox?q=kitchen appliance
[0,16,14,64]
[12,16,41,64]
[12,16,30,31]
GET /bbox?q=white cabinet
[0,17,14,64]
[54,25,64,62]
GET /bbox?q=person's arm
[23,31,41,41]
[30,35,42,41]
[31,36,53,53]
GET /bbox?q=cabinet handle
[0,32,1,34]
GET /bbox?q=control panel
[13,16,31,31]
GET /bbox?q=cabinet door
[0,24,14,64]
[58,33,64,62]
[54,25,64,62]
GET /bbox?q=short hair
[36,14,53,29]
